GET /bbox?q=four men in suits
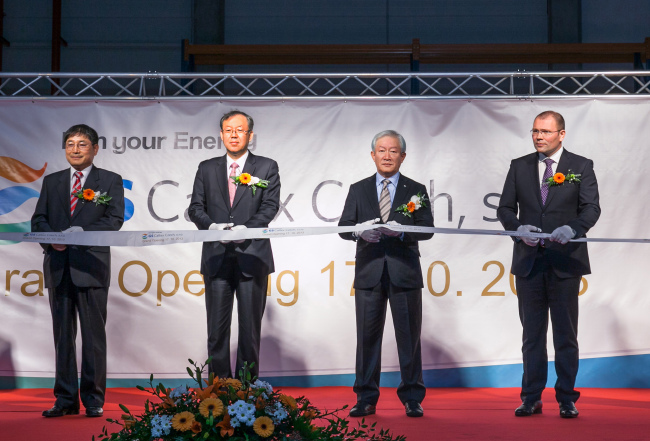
[497,111,600,418]
[339,130,434,418]
[188,110,280,379]
[32,124,125,418]
[29,111,601,420]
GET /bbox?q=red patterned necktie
[228,163,239,206]
[70,171,83,215]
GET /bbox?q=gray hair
[220,110,254,132]
[371,130,406,153]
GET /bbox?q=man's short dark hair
[535,110,565,131]
[220,110,254,132]
[63,124,99,145]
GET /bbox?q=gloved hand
[377,220,402,237]
[517,225,541,247]
[209,223,234,230]
[63,226,83,232]
[355,218,381,243]
[230,225,247,243]
[549,225,575,245]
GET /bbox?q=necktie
[379,179,391,223]
[229,162,239,206]
[70,171,82,215]
[540,158,554,205]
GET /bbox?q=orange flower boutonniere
[546,170,581,187]
[72,188,112,206]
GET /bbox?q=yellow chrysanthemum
[279,394,298,410]
[239,173,252,184]
[253,416,275,438]
[199,397,224,418]
[225,378,242,390]
[171,411,195,432]
[82,188,95,201]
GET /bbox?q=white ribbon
[1,225,649,247]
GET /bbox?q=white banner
[1,98,649,385]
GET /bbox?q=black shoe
[349,402,376,417]
[514,400,543,416]
[42,405,80,417]
[85,407,104,417]
[559,402,579,418]
[404,400,424,417]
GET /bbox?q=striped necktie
[70,171,83,215]
[379,179,391,223]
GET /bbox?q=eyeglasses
[530,129,561,137]
[222,128,250,136]
[65,143,93,151]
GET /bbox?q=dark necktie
[379,179,391,223]
[70,171,82,215]
[540,158,554,205]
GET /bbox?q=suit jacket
[188,153,280,279]
[339,174,434,290]
[497,149,600,278]
[31,166,125,288]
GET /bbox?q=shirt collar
[538,146,563,163]
[70,164,92,179]
[376,172,400,187]
[227,151,249,170]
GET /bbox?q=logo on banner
[0,156,47,245]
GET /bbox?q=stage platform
[1,387,649,440]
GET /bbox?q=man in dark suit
[339,130,433,418]
[497,111,600,418]
[32,124,125,418]
[188,110,280,379]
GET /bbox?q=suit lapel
[72,166,100,221]
[528,153,544,208]
[232,153,256,210]
[58,170,72,220]
[389,174,410,221]
[213,155,230,209]
[362,175,382,219]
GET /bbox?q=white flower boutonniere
[395,193,428,218]
[231,173,270,195]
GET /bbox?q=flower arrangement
[72,188,112,206]
[395,193,428,218]
[94,359,406,441]
[546,170,581,187]
[231,173,270,196]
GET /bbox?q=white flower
[410,194,422,209]
[250,176,260,185]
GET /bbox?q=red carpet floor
[1,387,649,440]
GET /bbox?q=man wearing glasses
[32,124,125,418]
[497,111,600,418]
[188,110,280,379]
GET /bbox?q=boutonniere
[231,173,269,195]
[72,188,112,206]
[546,169,581,187]
[395,193,428,217]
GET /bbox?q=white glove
[517,225,541,247]
[63,226,83,232]
[356,218,381,243]
[549,225,575,245]
[377,220,402,237]
[231,225,247,243]
[209,223,234,230]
